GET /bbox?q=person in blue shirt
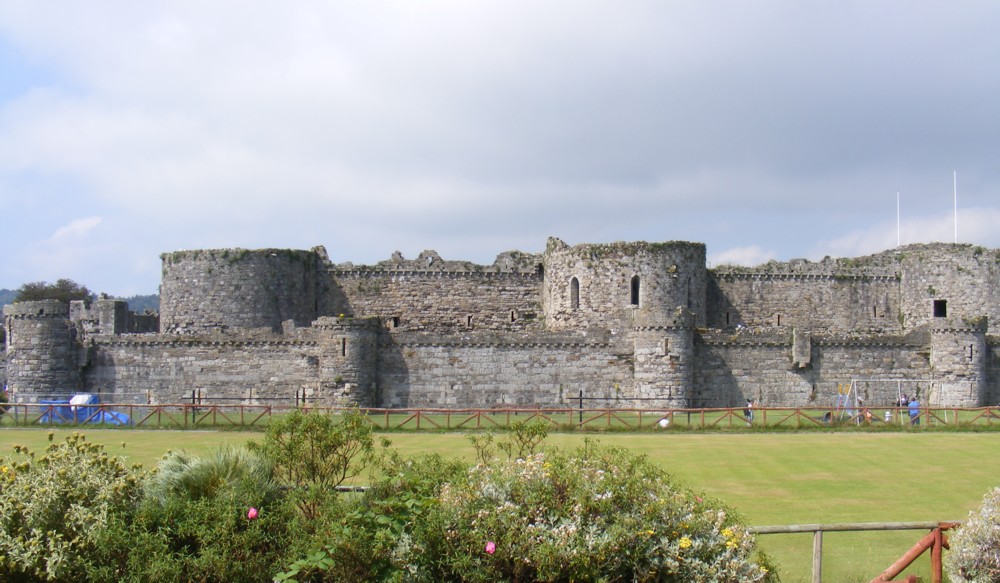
[908,398,920,425]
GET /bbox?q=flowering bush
[89,445,297,583]
[945,486,1000,582]
[396,443,774,582]
[295,439,774,582]
[0,432,142,581]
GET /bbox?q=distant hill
[0,289,159,313]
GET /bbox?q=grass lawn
[2,428,994,582]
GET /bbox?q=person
[884,410,892,423]
[908,397,920,425]
[743,399,754,423]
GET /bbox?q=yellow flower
[678,536,692,549]
[722,528,734,538]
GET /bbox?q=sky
[0,1,998,296]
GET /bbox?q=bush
[291,438,774,582]
[249,408,382,519]
[402,444,774,582]
[90,445,296,583]
[945,486,1000,582]
[0,432,142,582]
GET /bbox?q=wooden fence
[750,521,960,583]
[3,402,1000,430]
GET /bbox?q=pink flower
[485,541,496,555]
[247,507,259,520]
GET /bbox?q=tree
[14,279,94,303]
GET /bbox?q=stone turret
[541,238,707,332]
[632,308,696,407]
[929,316,988,406]
[160,248,326,333]
[3,300,79,398]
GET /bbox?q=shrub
[400,444,774,582]
[249,408,383,519]
[289,440,774,582]
[945,486,1000,582]
[0,432,142,582]
[90,445,296,583]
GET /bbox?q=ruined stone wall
[330,271,543,333]
[542,238,707,331]
[694,329,937,408]
[708,243,1000,335]
[375,331,635,408]
[707,272,901,333]
[81,318,380,406]
[325,248,544,335]
[160,248,325,333]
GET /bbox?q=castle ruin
[4,238,998,409]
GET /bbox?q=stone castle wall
[4,239,998,410]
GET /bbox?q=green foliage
[946,486,1000,582]
[14,279,94,303]
[90,445,296,583]
[275,452,467,582]
[398,444,774,582]
[287,439,773,582]
[144,446,280,505]
[249,408,382,519]
[0,433,142,582]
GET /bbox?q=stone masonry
[4,238,998,409]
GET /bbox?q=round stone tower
[160,248,324,333]
[541,238,707,331]
[929,316,988,407]
[632,307,696,407]
[3,300,79,398]
[313,316,380,407]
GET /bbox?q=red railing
[3,403,1000,430]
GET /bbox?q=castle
[3,237,998,409]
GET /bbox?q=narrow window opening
[510,310,516,323]
[776,314,781,326]
[933,300,948,318]
[967,344,974,362]
[570,277,580,310]
[340,338,347,356]
[390,316,400,328]
[536,264,545,279]
[466,315,473,327]
[873,304,878,318]
[725,312,730,326]
[662,338,670,355]
[630,276,640,306]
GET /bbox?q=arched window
[570,277,580,309]
[630,276,640,306]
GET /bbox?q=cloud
[709,246,778,267]
[48,216,102,242]
[811,207,1000,259]
[1,2,999,295]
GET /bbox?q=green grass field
[2,428,994,582]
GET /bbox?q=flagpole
[896,191,900,247]
[953,171,958,243]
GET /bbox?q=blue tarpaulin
[38,394,131,425]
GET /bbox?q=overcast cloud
[0,1,998,295]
